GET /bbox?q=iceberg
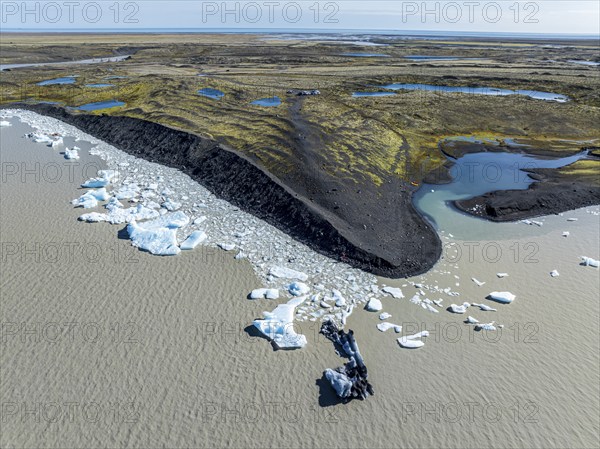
[365,298,382,312]
[376,322,401,333]
[126,211,189,256]
[496,273,509,278]
[472,278,485,287]
[0,120,11,127]
[397,331,429,349]
[332,289,346,307]
[562,231,570,237]
[488,291,516,304]
[51,137,63,148]
[471,303,497,312]
[71,188,109,208]
[269,266,308,281]
[162,198,181,211]
[379,312,392,320]
[64,148,79,159]
[79,203,159,224]
[250,288,268,299]
[217,242,236,251]
[253,296,307,349]
[465,316,479,324]
[449,302,470,314]
[288,282,310,296]
[581,256,599,268]
[550,270,559,277]
[115,183,140,200]
[324,369,353,398]
[382,286,403,298]
[475,322,497,331]
[180,230,207,250]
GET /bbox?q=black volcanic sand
[8,103,442,278]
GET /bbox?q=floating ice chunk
[449,302,471,314]
[377,322,402,333]
[289,282,310,296]
[0,120,11,127]
[126,211,189,256]
[162,198,181,211]
[194,216,207,225]
[581,256,599,268]
[71,188,109,209]
[465,316,479,324]
[550,270,559,277]
[82,178,109,188]
[324,369,352,398]
[64,148,79,159]
[397,331,429,349]
[340,305,354,326]
[180,230,207,250]
[379,312,392,320]
[79,204,159,224]
[567,218,578,222]
[218,242,236,251]
[265,289,279,300]
[250,288,268,299]
[425,304,439,313]
[253,296,307,349]
[472,278,485,287]
[488,291,516,304]
[269,266,308,281]
[433,299,443,307]
[471,303,497,312]
[562,231,570,237]
[366,298,382,312]
[475,322,497,331]
[51,137,63,148]
[332,289,346,307]
[382,286,404,298]
[320,301,332,309]
[496,273,509,278]
[116,183,140,200]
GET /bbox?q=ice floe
[449,302,471,314]
[550,270,560,277]
[475,322,497,331]
[472,278,485,287]
[562,231,570,237]
[471,303,497,312]
[79,203,159,224]
[253,296,308,349]
[376,322,401,333]
[288,282,310,296]
[379,312,392,320]
[249,288,280,300]
[382,286,403,298]
[581,256,599,268]
[269,266,309,281]
[365,298,382,312]
[64,147,80,159]
[496,273,509,278]
[397,331,429,349]
[465,316,479,324]
[180,230,207,250]
[488,291,516,304]
[71,188,109,208]
[127,211,189,256]
[0,120,11,127]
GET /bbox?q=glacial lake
[413,150,589,239]
[251,96,281,107]
[37,77,77,86]
[378,83,569,102]
[75,100,125,111]
[198,88,225,100]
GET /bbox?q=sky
[1,1,599,35]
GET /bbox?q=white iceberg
[550,270,559,277]
[379,312,392,320]
[365,298,382,312]
[472,278,485,287]
[382,286,403,298]
[51,137,63,148]
[567,218,578,222]
[180,230,207,250]
[269,266,308,281]
[217,242,236,251]
[253,296,307,349]
[288,282,310,297]
[465,316,479,324]
[0,120,11,127]
[79,203,159,224]
[250,288,268,299]
[397,331,429,349]
[471,303,497,312]
[377,322,401,333]
[115,183,140,200]
[332,289,346,307]
[71,188,109,209]
[126,211,189,256]
[475,322,497,331]
[488,291,516,304]
[562,231,570,237]
[265,289,279,300]
[581,256,599,268]
[496,273,509,278]
[162,198,181,211]
[449,302,470,314]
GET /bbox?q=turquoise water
[37,77,77,86]
[76,100,125,111]
[198,88,225,100]
[378,83,569,102]
[413,150,588,239]
[251,96,281,107]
